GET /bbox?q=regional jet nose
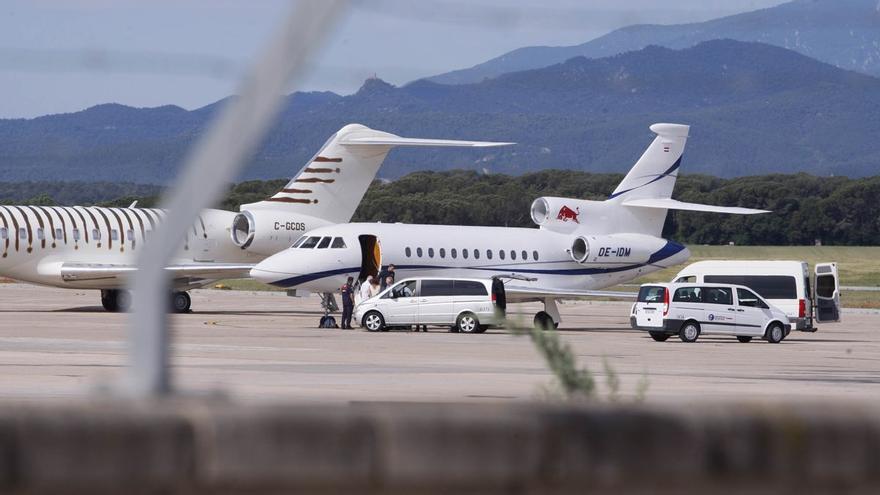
[250,255,301,287]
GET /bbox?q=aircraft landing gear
[318,292,339,328]
[101,289,132,313]
[171,291,192,313]
[534,298,561,330]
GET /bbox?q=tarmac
[0,283,877,404]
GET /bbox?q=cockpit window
[291,235,307,248]
[331,237,346,249]
[299,236,321,249]
[317,236,332,249]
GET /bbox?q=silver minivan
[631,283,792,343]
[355,277,506,333]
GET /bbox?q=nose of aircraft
[250,252,300,287]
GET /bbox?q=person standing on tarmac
[379,264,396,291]
[340,276,355,330]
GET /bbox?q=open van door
[815,263,841,323]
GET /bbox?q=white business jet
[250,123,769,328]
[0,124,510,312]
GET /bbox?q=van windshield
[637,286,665,303]
[704,275,796,299]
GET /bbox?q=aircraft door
[358,234,381,283]
[815,263,841,323]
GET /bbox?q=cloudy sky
[0,0,784,118]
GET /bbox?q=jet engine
[568,234,669,265]
[530,197,596,233]
[231,208,329,257]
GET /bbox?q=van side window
[331,237,346,249]
[675,276,696,283]
[316,236,331,249]
[737,288,768,309]
[453,280,488,296]
[673,287,702,303]
[405,247,412,258]
[703,287,732,305]
[704,275,796,299]
[637,286,665,303]
[385,280,417,299]
[421,279,455,297]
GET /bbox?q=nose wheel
[101,289,132,312]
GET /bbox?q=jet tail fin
[245,124,512,224]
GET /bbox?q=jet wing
[504,285,638,302]
[621,198,770,215]
[59,262,254,283]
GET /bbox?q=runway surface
[0,284,877,403]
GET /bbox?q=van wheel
[456,313,479,333]
[736,336,752,343]
[765,323,785,343]
[649,331,670,342]
[363,311,384,332]
[679,321,700,343]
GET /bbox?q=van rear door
[635,286,666,328]
[815,263,841,323]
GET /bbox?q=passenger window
[111,229,119,241]
[453,280,488,296]
[737,288,768,309]
[474,249,479,259]
[499,250,505,260]
[522,250,527,261]
[417,247,423,257]
[462,249,468,259]
[421,279,455,297]
[405,247,412,258]
[439,248,446,258]
[387,280,417,298]
[533,250,539,261]
[55,228,63,239]
[428,248,434,258]
[331,237,346,248]
[451,248,457,259]
[673,287,702,303]
[703,287,733,305]
[290,235,307,248]
[510,250,516,260]
[19,228,27,239]
[73,228,81,241]
[127,229,134,241]
[316,236,331,249]
[299,236,321,249]
[37,228,45,240]
[0,227,6,239]
[486,250,492,260]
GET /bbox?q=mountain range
[1,39,879,183]
[427,0,880,85]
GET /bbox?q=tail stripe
[313,156,342,163]
[608,156,681,199]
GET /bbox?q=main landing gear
[533,298,561,330]
[100,289,192,313]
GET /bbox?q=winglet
[128,200,138,209]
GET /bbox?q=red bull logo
[557,205,580,223]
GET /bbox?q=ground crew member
[340,276,354,329]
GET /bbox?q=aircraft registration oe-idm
[0,124,511,313]
[251,123,770,328]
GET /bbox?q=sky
[0,0,785,119]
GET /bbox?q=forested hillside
[2,171,877,246]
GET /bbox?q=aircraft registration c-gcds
[0,124,511,313]
[250,123,770,328]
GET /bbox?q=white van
[631,283,792,343]
[355,277,506,333]
[671,260,840,331]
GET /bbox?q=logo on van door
[708,314,715,321]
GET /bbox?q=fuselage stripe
[1,207,20,252]
[25,206,47,249]
[108,208,126,248]
[49,207,68,244]
[73,207,91,243]
[0,209,8,252]
[12,206,33,251]
[93,207,114,250]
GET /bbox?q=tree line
[2,171,877,246]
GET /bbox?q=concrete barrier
[0,400,878,494]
